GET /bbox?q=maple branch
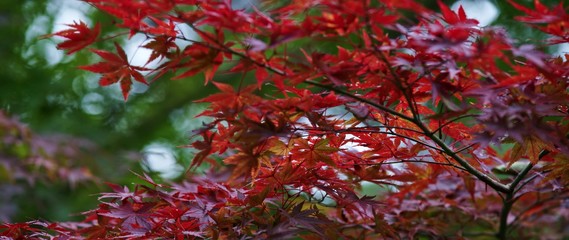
[292,127,443,152]
[359,23,509,194]
[349,160,467,172]
[376,51,509,193]
[101,30,130,42]
[376,50,421,120]
[178,25,419,128]
[514,174,541,195]
[496,149,549,239]
[418,126,509,193]
[293,126,424,136]
[454,143,475,154]
[432,114,479,134]
[179,25,288,76]
[508,163,534,192]
[361,126,425,135]
[179,26,418,132]
[374,55,511,192]
[509,149,549,192]
[497,193,515,240]
[304,80,415,123]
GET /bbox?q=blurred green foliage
[0,0,218,222]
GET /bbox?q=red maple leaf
[79,42,149,100]
[508,0,565,24]
[45,21,100,55]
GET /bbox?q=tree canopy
[1,0,569,239]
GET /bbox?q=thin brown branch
[292,127,443,152]
[420,126,509,193]
[432,114,479,134]
[348,159,467,171]
[301,125,425,135]
[304,80,416,122]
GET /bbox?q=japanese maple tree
[3,0,569,239]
